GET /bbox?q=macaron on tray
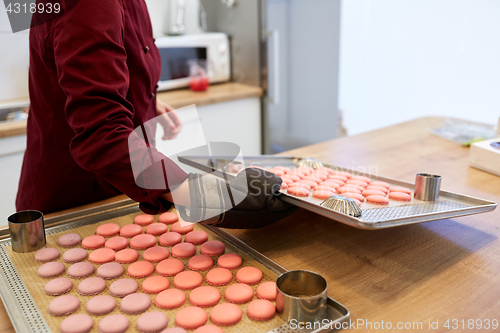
[215,157,495,230]
[0,210,348,333]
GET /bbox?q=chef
[17,0,295,228]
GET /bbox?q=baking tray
[177,155,497,230]
[0,201,349,333]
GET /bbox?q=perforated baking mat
[177,155,497,229]
[0,204,349,333]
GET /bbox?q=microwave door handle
[268,29,280,105]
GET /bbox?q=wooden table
[2,116,499,332]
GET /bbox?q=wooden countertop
[0,83,262,139]
[2,116,499,332]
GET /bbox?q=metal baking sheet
[177,155,497,230]
[0,201,349,333]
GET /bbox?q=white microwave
[155,33,231,91]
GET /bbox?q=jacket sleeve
[51,0,187,214]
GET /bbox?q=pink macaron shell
[351,175,372,184]
[310,172,328,180]
[60,314,93,333]
[341,192,366,202]
[236,267,262,285]
[389,186,412,195]
[184,230,209,245]
[200,240,225,256]
[280,182,288,190]
[158,211,179,224]
[331,171,352,178]
[366,195,390,205]
[67,262,95,278]
[193,325,224,333]
[130,234,157,250]
[287,186,310,197]
[159,232,183,246]
[97,262,124,279]
[273,166,291,172]
[280,177,293,185]
[98,314,129,333]
[371,181,391,189]
[247,299,276,321]
[134,214,155,226]
[209,303,242,326]
[104,236,129,251]
[109,279,138,298]
[175,306,208,330]
[142,275,170,294]
[96,223,121,237]
[49,294,80,316]
[319,181,341,189]
[44,278,73,296]
[145,223,168,236]
[62,248,88,263]
[81,235,106,249]
[206,267,233,286]
[120,293,151,314]
[155,288,186,310]
[136,312,169,333]
[189,286,221,307]
[297,179,318,189]
[173,270,203,290]
[217,253,242,270]
[366,185,389,194]
[295,166,314,175]
[362,189,386,197]
[38,262,66,278]
[170,221,195,235]
[161,328,188,333]
[35,247,60,262]
[224,283,254,304]
[389,191,412,201]
[328,174,348,182]
[312,190,336,200]
[143,246,170,263]
[57,233,82,247]
[188,255,214,271]
[156,258,185,276]
[285,174,301,182]
[314,185,338,192]
[86,295,116,315]
[77,276,106,296]
[302,176,323,184]
[288,182,311,190]
[115,248,139,264]
[119,224,143,238]
[127,261,155,278]
[88,248,115,264]
[256,281,277,301]
[172,242,197,258]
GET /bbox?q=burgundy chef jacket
[17,0,188,214]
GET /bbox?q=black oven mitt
[177,167,297,229]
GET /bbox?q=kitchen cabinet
[0,135,26,226]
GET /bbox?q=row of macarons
[264,165,413,205]
[59,295,275,333]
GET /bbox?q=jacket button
[143,45,150,53]
[149,92,155,99]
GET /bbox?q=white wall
[339,0,500,135]
[0,6,29,102]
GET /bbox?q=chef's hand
[156,98,183,140]
[176,167,297,229]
